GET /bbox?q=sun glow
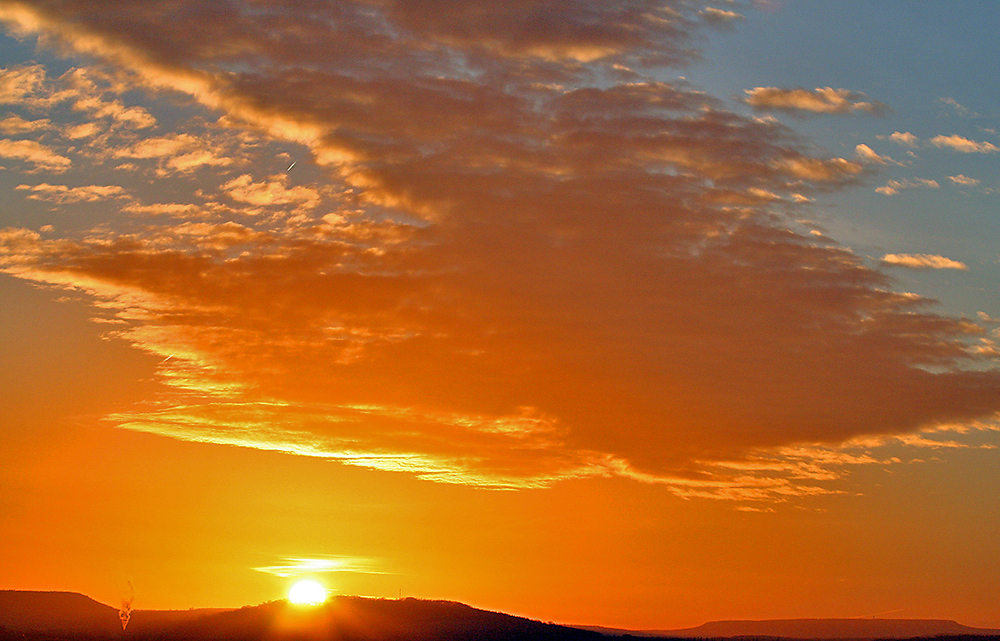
[288,579,327,605]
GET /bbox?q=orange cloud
[854,143,896,165]
[930,134,999,153]
[875,178,939,195]
[0,138,71,171]
[948,174,981,186]
[2,0,1000,501]
[744,86,889,116]
[15,182,128,203]
[0,63,50,105]
[881,253,968,270]
[114,133,235,174]
[222,174,320,212]
[0,114,51,133]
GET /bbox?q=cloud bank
[1,0,999,500]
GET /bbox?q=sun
[288,579,328,605]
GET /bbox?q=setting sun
[288,580,327,606]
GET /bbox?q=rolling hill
[0,591,122,635]
[2,591,1000,641]
[0,591,601,641]
[586,618,1000,639]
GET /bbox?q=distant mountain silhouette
[0,592,602,641]
[587,618,1000,639]
[0,591,121,635]
[4,591,1000,641]
[145,597,605,641]
[123,607,235,634]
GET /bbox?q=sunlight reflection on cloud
[2,0,1000,503]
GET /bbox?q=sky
[1,0,999,631]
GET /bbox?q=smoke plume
[119,582,134,631]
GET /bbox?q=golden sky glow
[1,0,999,631]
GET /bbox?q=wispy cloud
[0,64,155,127]
[0,114,50,134]
[948,174,981,186]
[700,7,744,27]
[114,133,234,175]
[16,182,128,203]
[875,178,939,196]
[0,138,71,171]
[930,134,999,153]
[940,97,975,118]
[743,86,889,116]
[881,253,968,270]
[254,556,388,578]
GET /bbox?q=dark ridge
[583,619,1000,640]
[0,593,603,641]
[122,608,233,635]
[602,636,1000,641]
[0,591,121,636]
[4,592,1000,641]
[144,596,606,641]
[666,619,1000,639]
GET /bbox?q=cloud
[876,178,939,195]
[73,95,155,128]
[948,174,981,186]
[221,174,320,212]
[114,133,234,174]
[0,63,156,128]
[63,122,99,139]
[0,115,51,134]
[61,68,156,128]
[930,134,999,153]
[743,86,889,116]
[123,202,204,218]
[854,143,893,165]
[0,138,71,171]
[0,63,49,105]
[15,182,129,203]
[940,97,974,118]
[885,131,919,147]
[2,0,1000,499]
[253,556,387,578]
[881,253,968,270]
[700,7,744,27]
[0,226,43,261]
[879,131,998,156]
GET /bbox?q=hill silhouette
[0,592,601,641]
[120,608,235,635]
[587,618,1000,639]
[3,591,1000,641]
[142,597,605,641]
[0,591,122,635]
[672,619,998,639]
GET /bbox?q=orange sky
[1,0,999,631]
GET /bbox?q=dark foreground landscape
[2,591,999,641]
